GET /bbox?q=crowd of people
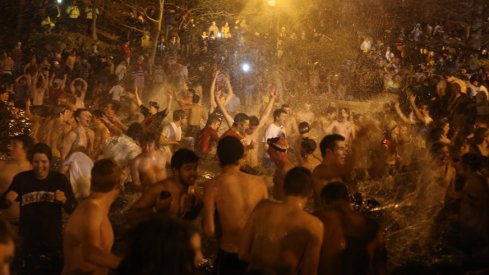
[0,2,488,274]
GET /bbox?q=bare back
[244,200,323,275]
[209,170,268,252]
[63,200,114,275]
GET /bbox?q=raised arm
[135,89,143,107]
[209,71,219,112]
[407,93,425,122]
[215,89,234,128]
[223,75,234,106]
[254,88,277,133]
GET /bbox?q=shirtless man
[130,132,168,191]
[62,159,122,275]
[203,137,268,275]
[62,108,95,160]
[269,136,294,200]
[314,182,386,275]
[160,109,186,156]
[325,108,356,146]
[44,106,74,158]
[129,149,199,220]
[239,167,324,275]
[312,134,348,202]
[0,135,33,218]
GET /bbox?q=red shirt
[195,126,219,156]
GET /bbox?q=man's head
[8,135,33,160]
[246,115,259,134]
[300,138,316,157]
[0,218,16,275]
[298,122,310,135]
[233,113,250,135]
[273,109,287,126]
[28,143,52,180]
[103,102,116,118]
[319,134,347,165]
[74,108,91,127]
[91,159,123,193]
[192,94,200,104]
[207,115,222,130]
[474,127,489,145]
[430,142,450,166]
[140,132,158,152]
[283,167,313,198]
[148,101,159,115]
[173,109,186,123]
[171,149,199,186]
[127,123,144,142]
[217,136,244,167]
[320,182,349,206]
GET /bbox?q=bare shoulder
[303,212,324,235]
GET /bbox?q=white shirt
[64,152,93,199]
[109,84,125,101]
[263,123,285,143]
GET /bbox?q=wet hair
[149,101,160,110]
[301,138,317,157]
[233,113,249,124]
[91,159,122,193]
[0,218,17,245]
[116,216,198,275]
[192,94,200,104]
[173,109,186,122]
[281,104,290,109]
[206,115,222,126]
[217,136,244,166]
[298,122,310,134]
[283,167,312,197]
[319,134,345,157]
[171,149,199,170]
[461,153,482,172]
[28,143,52,162]
[474,127,489,144]
[140,132,158,147]
[249,115,259,127]
[126,123,144,141]
[320,182,349,204]
[10,134,34,153]
[273,109,287,121]
[74,108,89,120]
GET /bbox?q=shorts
[214,249,248,275]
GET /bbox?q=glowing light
[56,0,63,3]
[241,63,251,73]
[217,32,222,38]
[268,0,276,7]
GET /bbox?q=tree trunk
[467,0,484,50]
[16,0,26,39]
[149,0,165,69]
[92,2,98,40]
